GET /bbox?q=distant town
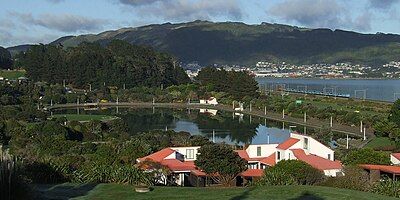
[184,61,400,79]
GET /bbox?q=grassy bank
[0,70,26,79]
[32,183,397,200]
[52,114,117,122]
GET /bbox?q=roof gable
[138,148,176,162]
[276,138,300,150]
[392,153,400,160]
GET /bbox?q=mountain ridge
[8,21,400,66]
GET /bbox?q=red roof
[259,153,276,166]
[392,153,400,161]
[358,164,400,174]
[276,138,300,150]
[137,148,175,162]
[234,150,249,159]
[161,159,195,171]
[241,169,264,177]
[291,149,342,170]
[208,97,215,101]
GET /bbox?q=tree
[373,119,397,137]
[0,46,12,69]
[259,160,324,186]
[194,143,247,186]
[389,99,400,127]
[342,148,390,166]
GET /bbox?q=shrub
[258,160,324,186]
[372,176,400,198]
[320,165,371,192]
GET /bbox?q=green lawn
[365,137,396,150]
[52,114,117,122]
[32,183,397,200]
[0,69,26,79]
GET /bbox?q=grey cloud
[369,0,398,9]
[269,0,341,28]
[118,0,161,6]
[268,0,372,31]
[135,0,242,21]
[12,12,107,32]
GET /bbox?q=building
[199,97,218,105]
[358,164,400,182]
[136,132,343,187]
[391,153,400,165]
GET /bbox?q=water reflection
[55,107,317,145]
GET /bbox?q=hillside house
[136,132,343,187]
[391,153,400,165]
[199,97,218,105]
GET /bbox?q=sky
[1,0,400,47]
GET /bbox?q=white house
[136,132,343,187]
[199,97,218,105]
[391,153,400,165]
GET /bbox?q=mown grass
[365,137,396,150]
[0,70,26,79]
[33,184,396,200]
[52,114,116,122]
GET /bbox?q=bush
[372,176,400,198]
[342,148,391,166]
[320,165,371,192]
[257,160,324,186]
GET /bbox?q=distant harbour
[256,78,400,102]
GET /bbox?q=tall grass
[0,148,29,200]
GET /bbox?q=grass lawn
[52,114,117,121]
[32,183,397,200]
[365,137,396,149]
[0,69,26,79]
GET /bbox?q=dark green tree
[389,99,400,127]
[194,143,247,186]
[342,148,390,166]
[0,46,12,69]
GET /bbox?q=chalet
[136,132,343,187]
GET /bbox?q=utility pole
[250,103,252,112]
[264,106,267,115]
[304,112,307,123]
[360,121,363,133]
[282,109,285,119]
[330,116,333,127]
[346,134,349,149]
[267,134,270,144]
[116,97,119,104]
[363,127,366,140]
[232,101,235,110]
[212,129,215,143]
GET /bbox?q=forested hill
[48,21,400,66]
[18,40,190,88]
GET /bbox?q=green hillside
[8,21,400,66]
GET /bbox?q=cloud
[12,12,107,33]
[46,0,64,3]
[118,0,242,21]
[268,0,372,31]
[118,0,161,6]
[368,0,398,9]
[269,0,342,28]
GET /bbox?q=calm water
[56,108,306,145]
[256,78,400,102]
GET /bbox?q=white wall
[171,147,201,161]
[290,133,334,161]
[246,144,278,158]
[323,169,343,177]
[391,155,400,165]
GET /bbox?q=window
[186,149,194,159]
[257,146,261,157]
[328,154,331,160]
[288,153,291,159]
[304,138,309,150]
[277,151,281,160]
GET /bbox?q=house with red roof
[136,132,343,187]
[390,153,400,165]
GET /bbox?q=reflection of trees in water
[194,112,259,144]
[120,108,176,135]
